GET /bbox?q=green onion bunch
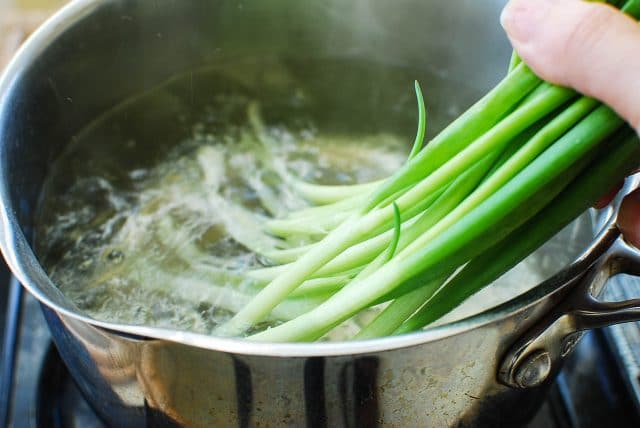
[215,0,640,341]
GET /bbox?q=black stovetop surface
[2,263,639,428]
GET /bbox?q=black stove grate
[1,277,23,428]
[36,344,107,428]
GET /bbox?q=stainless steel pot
[2,1,640,427]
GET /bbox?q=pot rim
[0,0,617,357]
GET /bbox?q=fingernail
[501,0,553,43]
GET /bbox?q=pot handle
[498,228,640,389]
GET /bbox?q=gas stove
[1,262,640,428]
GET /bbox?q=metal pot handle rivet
[513,350,551,388]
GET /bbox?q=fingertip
[593,181,624,209]
[501,0,552,44]
[617,189,640,249]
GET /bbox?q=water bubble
[106,249,125,264]
[129,169,148,181]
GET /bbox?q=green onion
[249,106,625,343]
[213,0,640,340]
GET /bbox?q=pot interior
[0,0,598,341]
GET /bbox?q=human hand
[501,0,640,246]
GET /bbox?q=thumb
[501,0,640,134]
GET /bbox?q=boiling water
[35,59,594,339]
